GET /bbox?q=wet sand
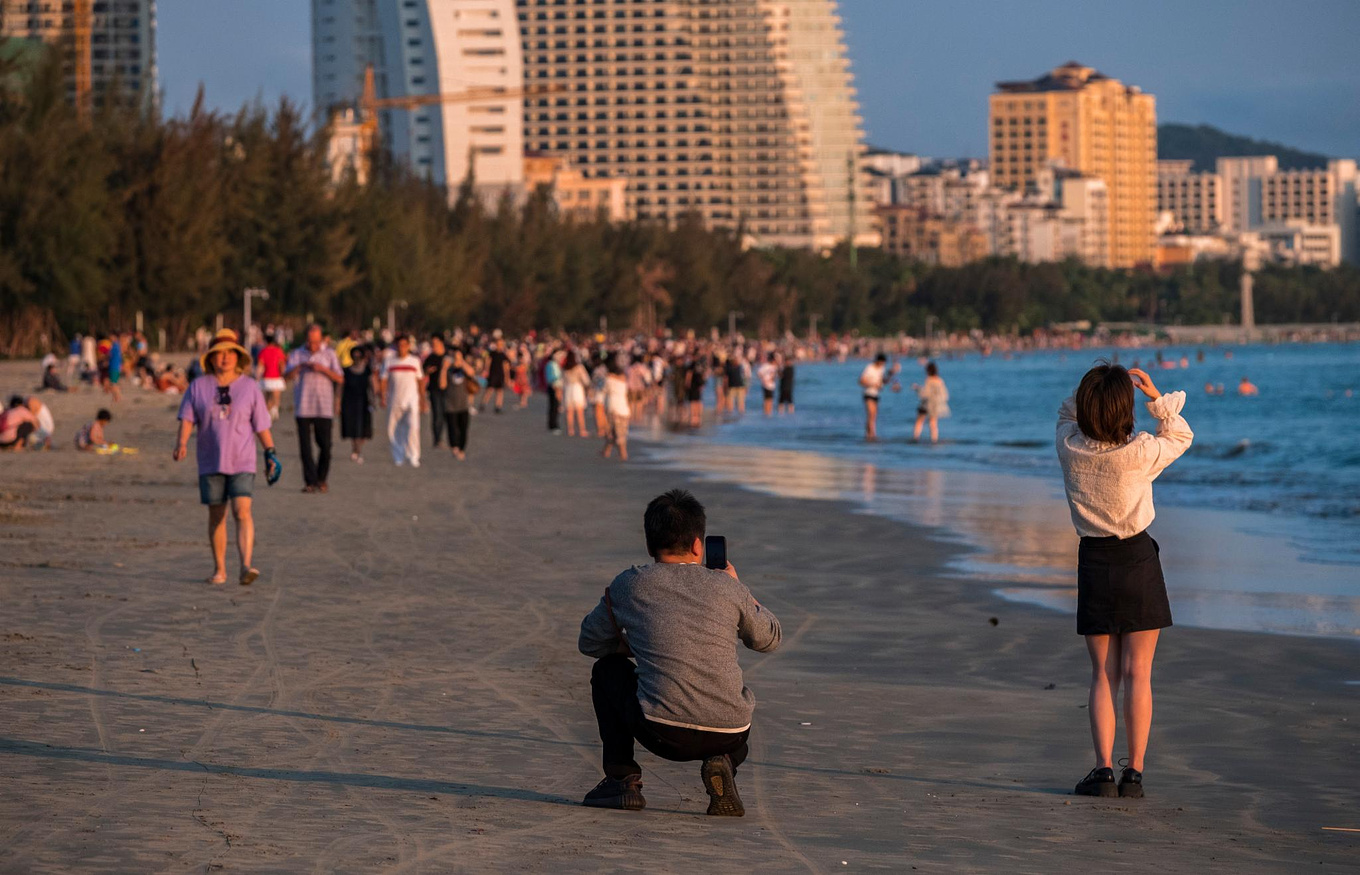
[0,362,1356,871]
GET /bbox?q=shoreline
[638,420,1360,642]
[0,360,1356,870]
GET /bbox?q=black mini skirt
[1076,530,1173,636]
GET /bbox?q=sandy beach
[0,361,1356,872]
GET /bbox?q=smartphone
[704,535,727,571]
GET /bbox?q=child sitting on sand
[74,409,113,452]
[1056,364,1193,800]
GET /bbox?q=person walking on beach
[860,354,889,440]
[601,358,631,461]
[482,337,511,413]
[544,349,564,434]
[911,362,950,443]
[173,329,280,585]
[1057,364,1193,799]
[286,324,343,494]
[424,335,449,447]
[256,333,287,421]
[438,346,476,460]
[341,344,376,463]
[563,350,591,437]
[380,334,426,467]
[578,489,781,814]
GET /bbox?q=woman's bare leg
[1120,629,1160,771]
[913,414,925,441]
[1085,633,1122,768]
[207,504,229,583]
[232,496,255,571]
[929,415,939,443]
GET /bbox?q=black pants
[445,410,469,451]
[428,392,447,446]
[591,654,749,780]
[547,389,561,432]
[296,417,332,486]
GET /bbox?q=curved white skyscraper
[313,0,524,192]
[515,0,874,249]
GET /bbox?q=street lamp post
[387,299,408,335]
[809,313,822,341]
[727,310,743,338]
[243,288,269,343]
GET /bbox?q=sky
[159,0,1360,159]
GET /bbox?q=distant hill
[1158,124,1331,173]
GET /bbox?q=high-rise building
[1217,156,1358,265]
[989,62,1157,268]
[313,0,525,192]
[515,0,874,250]
[0,0,157,106]
[1156,159,1222,233]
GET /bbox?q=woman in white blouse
[911,361,950,443]
[1057,364,1193,800]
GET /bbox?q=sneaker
[582,774,646,811]
[1074,766,1117,797]
[701,755,744,816]
[410,459,420,468]
[1118,766,1144,798]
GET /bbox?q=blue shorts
[199,473,254,506]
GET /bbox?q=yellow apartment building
[989,62,1157,268]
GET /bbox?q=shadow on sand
[0,676,1069,798]
[0,737,578,807]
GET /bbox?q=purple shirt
[178,375,270,475]
[287,346,342,418]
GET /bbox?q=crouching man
[578,489,781,816]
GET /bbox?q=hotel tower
[990,62,1157,268]
[515,0,875,250]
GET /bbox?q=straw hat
[200,328,251,372]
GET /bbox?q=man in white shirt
[380,335,427,467]
[859,354,891,441]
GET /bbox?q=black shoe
[582,774,646,810]
[1118,766,1144,798]
[1074,766,1117,797]
[701,755,744,817]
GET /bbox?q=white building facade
[312,0,524,193]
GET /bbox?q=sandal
[206,573,228,585]
[239,568,260,586]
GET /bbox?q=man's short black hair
[644,489,706,558]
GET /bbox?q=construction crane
[352,63,562,178]
[73,0,92,122]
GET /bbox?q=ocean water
[641,343,1360,640]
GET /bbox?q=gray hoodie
[579,562,781,732]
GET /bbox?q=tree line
[2,46,1359,357]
